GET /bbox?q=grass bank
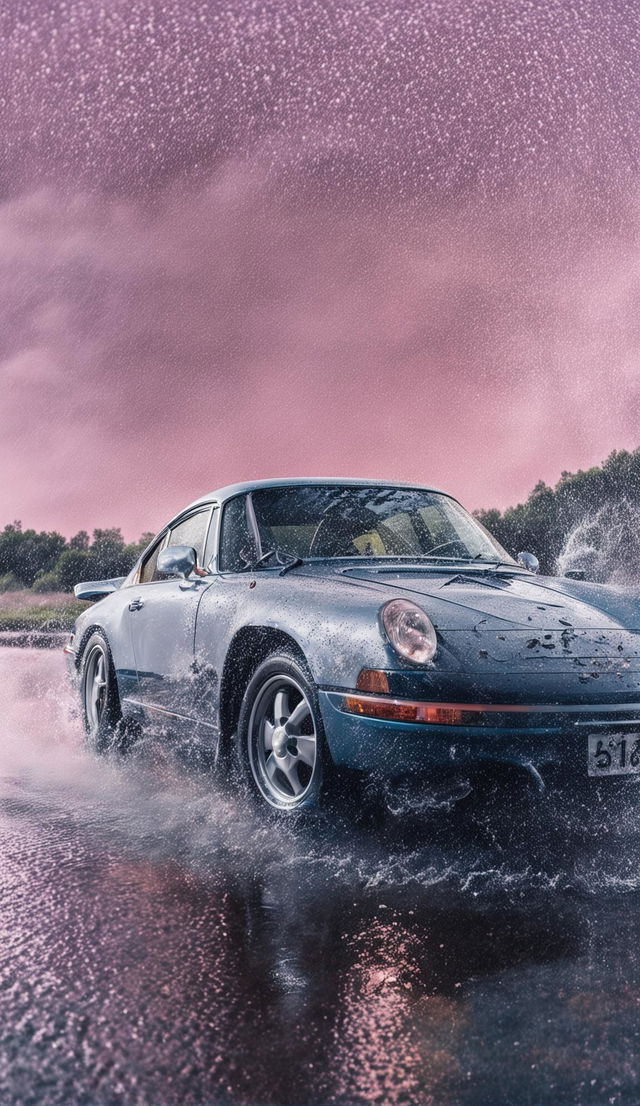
[0,590,86,632]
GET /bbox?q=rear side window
[219,496,256,572]
[139,535,166,584]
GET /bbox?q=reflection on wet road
[1,649,640,1105]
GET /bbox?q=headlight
[381,599,438,665]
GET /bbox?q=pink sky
[1,1,640,538]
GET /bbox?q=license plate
[587,733,640,776]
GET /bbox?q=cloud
[0,169,639,536]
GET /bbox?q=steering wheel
[309,514,359,557]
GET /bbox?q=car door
[190,492,260,727]
[126,505,216,721]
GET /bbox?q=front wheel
[237,654,329,811]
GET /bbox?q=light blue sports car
[65,479,640,810]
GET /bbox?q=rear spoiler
[74,576,126,602]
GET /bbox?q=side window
[137,509,211,585]
[139,534,167,584]
[168,509,210,564]
[219,496,257,572]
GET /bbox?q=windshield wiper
[363,555,520,572]
[373,557,484,566]
[383,555,515,566]
[279,556,304,576]
[254,548,304,575]
[470,557,521,571]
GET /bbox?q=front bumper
[318,689,640,777]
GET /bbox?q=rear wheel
[237,654,328,810]
[79,632,123,753]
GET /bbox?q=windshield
[250,485,515,564]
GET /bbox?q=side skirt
[121,697,220,766]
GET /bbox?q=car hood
[333,564,640,633]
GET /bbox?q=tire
[79,631,124,754]
[236,653,330,811]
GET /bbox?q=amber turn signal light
[356,668,390,693]
[342,693,467,726]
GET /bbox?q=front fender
[195,572,396,692]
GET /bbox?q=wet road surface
[1,648,640,1106]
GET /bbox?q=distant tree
[55,549,97,592]
[0,522,66,587]
[69,530,90,551]
[90,528,131,578]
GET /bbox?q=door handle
[128,597,144,611]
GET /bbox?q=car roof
[183,477,449,513]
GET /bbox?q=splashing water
[555,497,640,583]
[2,647,640,898]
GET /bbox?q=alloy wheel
[83,643,108,736]
[247,673,318,806]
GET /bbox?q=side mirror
[517,551,540,574]
[565,568,586,581]
[157,544,197,579]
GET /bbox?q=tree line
[1,447,639,592]
[0,524,154,592]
